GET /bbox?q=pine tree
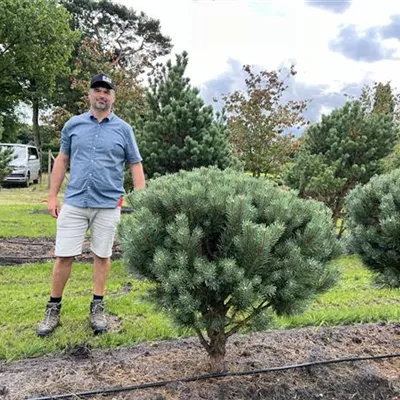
[364,82,400,173]
[346,169,400,287]
[119,167,342,372]
[285,101,397,237]
[372,82,395,115]
[0,149,12,185]
[0,120,13,185]
[359,82,397,117]
[138,52,233,179]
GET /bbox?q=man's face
[89,86,115,112]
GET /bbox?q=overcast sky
[116,0,400,122]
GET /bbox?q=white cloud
[319,105,334,118]
[116,0,400,108]
[344,0,399,29]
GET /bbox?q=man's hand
[47,196,60,218]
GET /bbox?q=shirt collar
[88,110,114,122]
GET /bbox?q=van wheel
[33,171,40,184]
[25,173,30,187]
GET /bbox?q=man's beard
[93,101,110,111]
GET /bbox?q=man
[37,73,145,337]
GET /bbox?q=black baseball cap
[90,73,115,90]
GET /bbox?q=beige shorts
[55,204,121,258]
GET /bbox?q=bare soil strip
[1,323,399,400]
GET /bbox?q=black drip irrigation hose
[28,353,400,400]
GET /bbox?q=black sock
[49,296,62,303]
[93,294,104,302]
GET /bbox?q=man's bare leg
[93,255,111,296]
[51,256,74,297]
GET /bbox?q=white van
[0,143,41,186]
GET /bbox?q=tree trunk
[336,217,346,239]
[32,98,41,151]
[207,329,227,373]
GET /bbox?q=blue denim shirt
[60,111,142,208]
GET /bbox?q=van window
[1,145,26,161]
[28,147,39,159]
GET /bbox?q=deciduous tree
[47,37,147,135]
[0,0,79,150]
[222,65,309,177]
[47,0,172,145]
[62,0,172,70]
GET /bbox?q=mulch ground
[0,237,122,265]
[0,323,399,400]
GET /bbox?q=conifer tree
[361,82,400,173]
[138,52,232,179]
[359,82,397,117]
[372,82,396,115]
[0,150,12,185]
[0,120,13,185]
[119,167,341,372]
[346,169,400,287]
[285,101,396,237]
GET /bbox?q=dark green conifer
[139,52,232,179]
[119,167,341,372]
[285,101,396,237]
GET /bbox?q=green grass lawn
[0,174,62,206]
[274,255,400,328]
[0,175,59,237]
[0,204,57,237]
[0,261,188,362]
[1,255,399,362]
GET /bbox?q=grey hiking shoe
[37,302,61,337]
[90,300,108,334]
